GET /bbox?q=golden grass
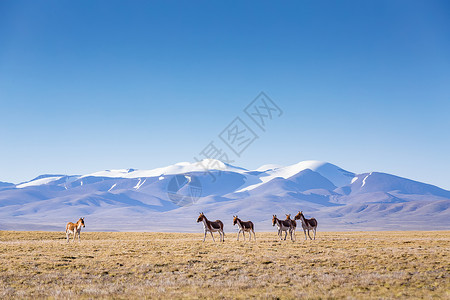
[0,230,449,299]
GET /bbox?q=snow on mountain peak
[280,160,355,187]
[237,160,355,192]
[80,159,247,180]
[16,176,64,189]
[8,160,357,192]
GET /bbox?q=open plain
[0,231,449,299]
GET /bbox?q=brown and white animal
[294,211,318,240]
[197,212,225,242]
[65,217,85,243]
[233,216,256,241]
[285,214,297,241]
[272,215,294,241]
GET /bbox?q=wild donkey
[65,217,85,243]
[233,216,256,241]
[197,212,225,242]
[272,215,295,241]
[295,211,318,240]
[285,214,297,241]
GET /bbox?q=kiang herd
[65,211,317,243]
[196,211,317,242]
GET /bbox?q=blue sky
[0,1,449,189]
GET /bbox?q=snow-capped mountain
[0,160,449,232]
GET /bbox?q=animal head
[79,217,85,227]
[197,212,205,223]
[272,215,277,226]
[233,215,238,225]
[285,214,291,220]
[294,211,303,220]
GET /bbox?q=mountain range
[0,159,449,232]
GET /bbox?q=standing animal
[295,211,318,240]
[285,214,297,241]
[197,212,225,242]
[233,216,256,241]
[272,215,295,241]
[65,217,85,243]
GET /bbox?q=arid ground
[0,231,449,299]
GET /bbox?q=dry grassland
[0,230,449,299]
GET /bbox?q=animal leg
[66,231,69,243]
[303,229,307,240]
[284,230,287,240]
[210,231,216,242]
[313,228,316,240]
[237,230,240,241]
[307,229,312,240]
[252,230,256,241]
[203,231,207,242]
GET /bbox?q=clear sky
[0,1,449,189]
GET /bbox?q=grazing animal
[233,216,256,241]
[65,217,85,243]
[272,215,294,241]
[295,211,318,240]
[197,212,225,242]
[285,214,297,241]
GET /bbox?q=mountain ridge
[0,160,449,231]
